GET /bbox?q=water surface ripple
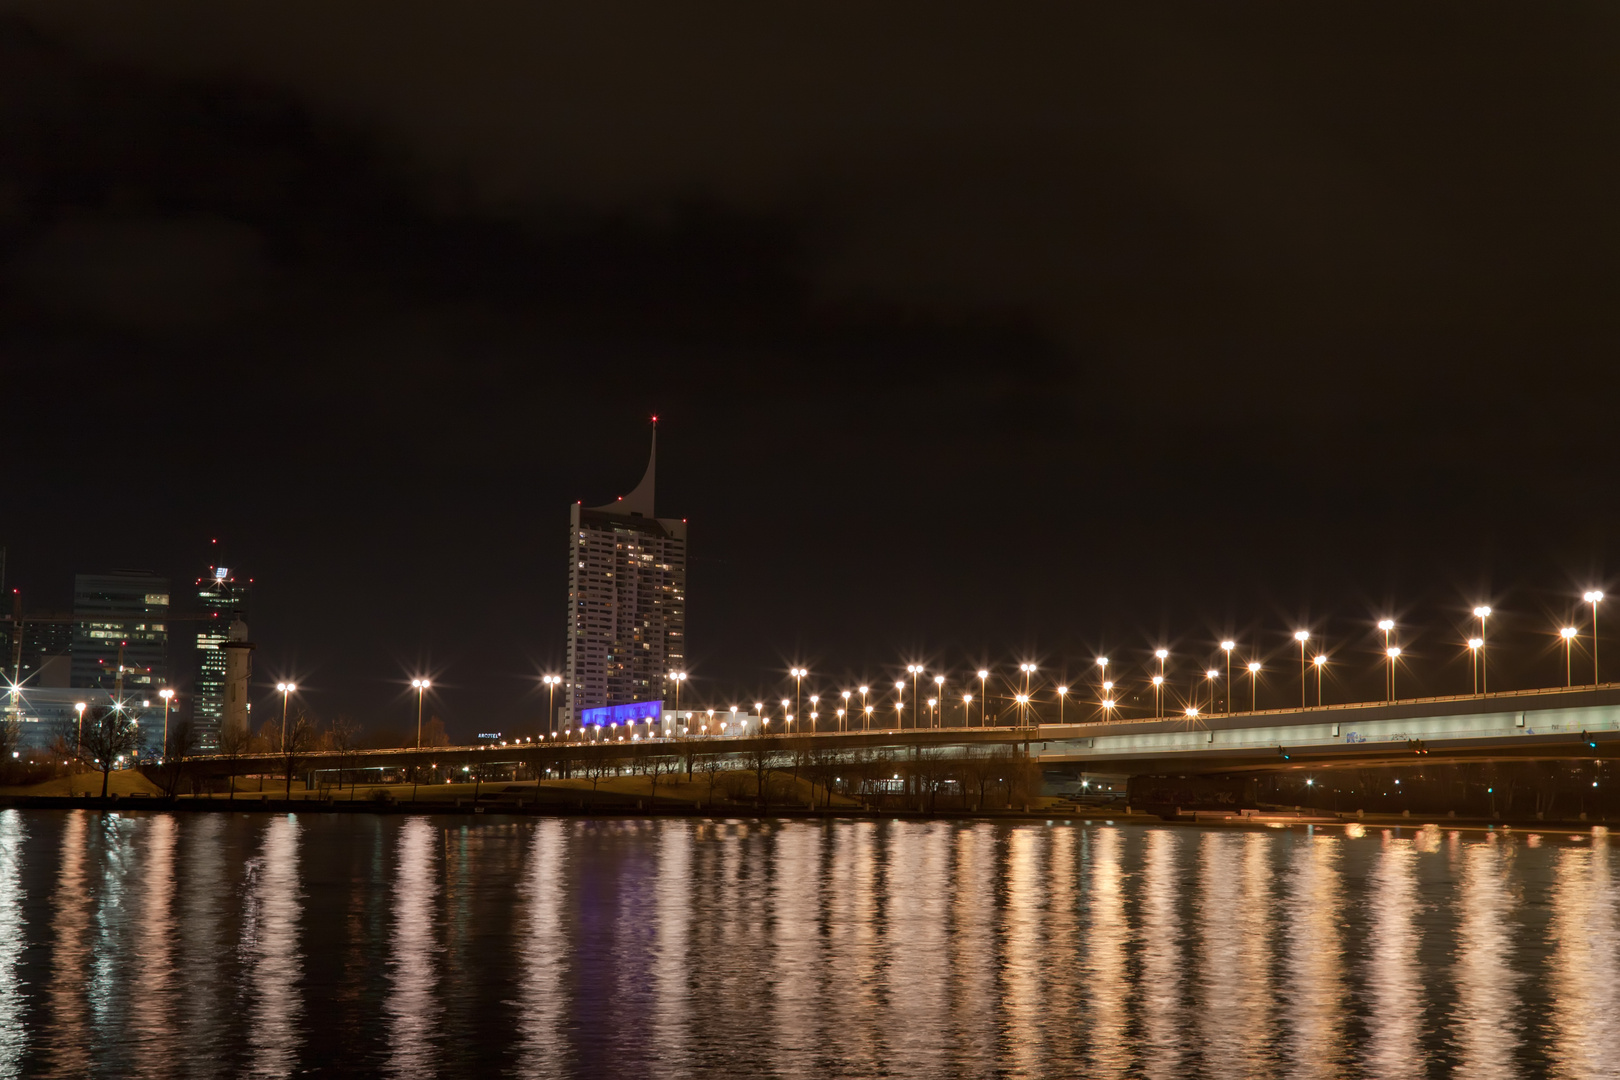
[0,810,1612,1078]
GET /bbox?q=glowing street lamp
[1473,606,1492,693]
[1561,626,1579,687]
[1466,638,1484,695]
[542,674,561,736]
[906,665,924,728]
[1151,675,1164,718]
[158,688,174,758]
[977,670,989,726]
[933,675,945,727]
[1056,685,1068,724]
[1312,653,1326,706]
[1387,646,1402,701]
[1204,669,1219,714]
[963,693,973,727]
[841,690,852,732]
[1378,620,1396,701]
[277,681,299,747]
[1014,693,1030,726]
[859,685,870,730]
[1585,591,1604,684]
[1101,697,1116,720]
[75,701,86,748]
[808,694,820,733]
[1247,661,1261,712]
[1185,706,1199,721]
[789,667,807,723]
[864,704,874,729]
[1220,641,1235,714]
[894,681,907,728]
[1294,631,1310,708]
[408,679,430,747]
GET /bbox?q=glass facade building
[193,566,251,752]
[70,571,169,694]
[566,428,687,727]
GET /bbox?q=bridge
[184,683,1620,783]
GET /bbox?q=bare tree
[743,737,778,811]
[282,715,318,800]
[701,753,724,806]
[327,715,360,798]
[159,718,199,797]
[218,726,251,801]
[78,706,143,799]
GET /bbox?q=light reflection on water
[1,812,1615,1076]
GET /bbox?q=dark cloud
[3,6,1620,733]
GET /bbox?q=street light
[409,679,429,747]
[74,701,86,749]
[841,690,852,732]
[1473,606,1491,693]
[1466,638,1484,695]
[1387,646,1402,701]
[1151,675,1164,718]
[1378,620,1396,701]
[894,681,906,728]
[977,670,989,726]
[933,675,945,727]
[1586,591,1604,685]
[1204,669,1219,714]
[542,674,560,736]
[808,694,820,733]
[1247,661,1261,712]
[1220,641,1235,714]
[859,686,870,731]
[1056,685,1068,724]
[789,667,807,723]
[276,682,298,747]
[1561,626,1579,686]
[669,671,688,724]
[1014,692,1030,726]
[906,665,924,728]
[1294,631,1310,708]
[963,693,973,727]
[1312,654,1326,706]
[158,688,174,758]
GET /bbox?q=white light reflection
[241,816,304,1080]
[45,811,91,1075]
[0,810,26,1073]
[1548,830,1620,1076]
[1283,829,1346,1077]
[1453,838,1521,1078]
[1139,828,1186,1078]
[1003,827,1043,1077]
[1196,833,1274,1078]
[1083,827,1129,1077]
[1363,831,1424,1078]
[651,823,692,1074]
[516,821,567,1076]
[129,814,178,1078]
[386,817,440,1078]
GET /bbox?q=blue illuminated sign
[581,700,663,727]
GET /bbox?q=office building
[193,565,252,751]
[565,424,687,726]
[70,571,169,694]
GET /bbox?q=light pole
[1220,641,1235,714]
[962,693,973,727]
[1056,685,1068,724]
[933,675,945,727]
[780,698,791,732]
[1313,654,1326,706]
[1562,626,1579,687]
[74,701,86,751]
[1466,638,1483,695]
[859,686,870,731]
[894,682,906,730]
[1204,669,1219,714]
[1151,675,1164,718]
[1473,606,1491,693]
[753,703,764,736]
[906,665,923,728]
[1247,661,1261,712]
[977,670,989,726]
[410,679,429,747]
[790,667,807,725]
[841,690,852,732]
[1387,646,1402,701]
[1586,591,1604,684]
[671,671,688,726]
[1102,680,1114,720]
[1378,620,1395,701]
[1101,695,1116,722]
[1096,657,1109,711]
[1294,631,1310,708]
[1014,692,1030,726]
[277,681,298,747]
[158,688,174,758]
[927,697,937,728]
[542,674,559,736]
[809,694,819,733]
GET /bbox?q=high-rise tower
[565,422,687,726]
[194,565,252,751]
[70,571,169,694]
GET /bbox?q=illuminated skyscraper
[565,423,687,726]
[194,565,252,751]
[70,571,170,693]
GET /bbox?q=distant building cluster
[1,561,254,754]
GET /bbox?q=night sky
[4,3,1619,738]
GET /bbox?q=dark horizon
[5,6,1620,740]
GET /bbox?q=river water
[0,809,1614,1078]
